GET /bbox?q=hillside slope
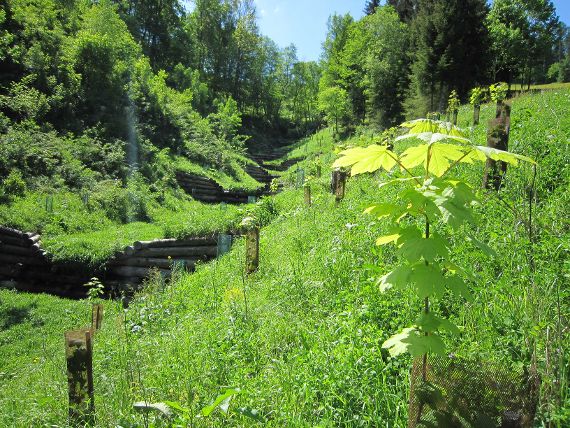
[0,90,568,426]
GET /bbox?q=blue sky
[253,0,570,62]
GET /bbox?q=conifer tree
[364,0,380,16]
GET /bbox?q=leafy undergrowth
[0,90,568,426]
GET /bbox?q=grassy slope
[0,90,568,426]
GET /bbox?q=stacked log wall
[0,226,90,297]
[106,235,222,285]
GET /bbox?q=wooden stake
[483,103,511,190]
[65,329,94,425]
[316,164,322,178]
[473,104,480,125]
[245,228,260,274]
[304,185,312,206]
[91,304,103,331]
[332,169,347,204]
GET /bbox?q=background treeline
[318,0,568,131]
[0,0,320,203]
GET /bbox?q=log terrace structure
[0,226,91,298]
[175,172,267,204]
[0,226,233,298]
[106,235,220,285]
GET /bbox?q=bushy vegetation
[319,0,568,133]
[0,90,568,426]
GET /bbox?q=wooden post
[65,329,94,425]
[331,169,347,204]
[452,109,458,126]
[217,234,232,257]
[91,304,103,331]
[316,164,322,178]
[245,227,259,274]
[304,185,311,206]
[483,103,511,190]
[473,104,480,125]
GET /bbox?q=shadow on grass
[0,303,38,331]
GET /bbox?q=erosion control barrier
[0,227,235,298]
[176,172,264,204]
[107,235,221,284]
[0,226,90,297]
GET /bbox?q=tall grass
[0,90,568,426]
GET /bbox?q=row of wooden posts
[63,168,348,424]
[245,168,347,275]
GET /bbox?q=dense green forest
[0,0,569,426]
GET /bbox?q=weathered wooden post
[91,304,103,331]
[451,109,458,126]
[245,227,260,274]
[473,104,481,125]
[65,329,94,425]
[217,234,232,257]
[331,169,347,205]
[296,168,305,188]
[304,184,312,207]
[483,103,511,191]
[316,164,322,178]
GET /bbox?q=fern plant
[333,119,535,362]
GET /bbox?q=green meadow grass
[0,90,568,426]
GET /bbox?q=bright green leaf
[378,265,413,292]
[333,145,398,175]
[410,263,446,298]
[201,388,240,416]
[398,235,449,263]
[376,234,400,246]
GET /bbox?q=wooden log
[0,263,22,277]
[189,188,226,196]
[123,246,136,256]
[0,235,32,247]
[109,266,171,278]
[135,246,218,258]
[0,253,47,266]
[109,257,199,270]
[133,237,217,250]
[0,226,25,238]
[19,270,87,284]
[176,174,220,183]
[0,243,41,256]
[176,178,221,188]
[65,329,94,425]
